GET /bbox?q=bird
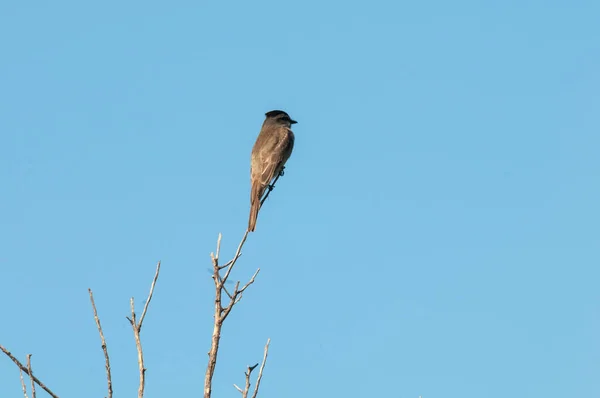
[248,110,297,232]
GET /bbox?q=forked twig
[204,232,261,398]
[126,261,161,398]
[233,339,271,398]
[233,363,257,398]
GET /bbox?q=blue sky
[1,1,599,397]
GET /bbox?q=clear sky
[1,1,599,397]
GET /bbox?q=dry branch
[233,363,257,398]
[126,261,161,398]
[26,355,36,398]
[251,339,270,398]
[0,345,59,398]
[204,232,261,398]
[233,339,271,398]
[19,367,28,398]
[88,289,113,398]
[3,260,163,398]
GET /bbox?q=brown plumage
[248,110,297,232]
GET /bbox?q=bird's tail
[248,196,260,232]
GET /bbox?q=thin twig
[221,231,249,285]
[126,261,161,398]
[19,367,28,398]
[239,269,260,294]
[222,284,234,300]
[88,289,113,398]
[251,339,271,398]
[221,256,254,323]
[222,268,259,318]
[0,345,59,398]
[139,261,161,330]
[215,233,222,261]
[26,355,36,398]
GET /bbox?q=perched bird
[248,110,297,232]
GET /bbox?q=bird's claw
[279,167,285,177]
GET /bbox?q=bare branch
[205,231,259,398]
[88,289,113,398]
[239,268,260,294]
[26,355,36,398]
[4,261,161,398]
[222,284,234,300]
[221,231,249,285]
[233,281,241,296]
[127,261,161,398]
[128,298,146,398]
[242,364,258,398]
[233,339,270,398]
[251,339,271,398]
[215,233,222,261]
[0,345,59,398]
[139,261,161,331]
[19,367,28,398]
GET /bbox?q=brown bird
[248,110,297,232]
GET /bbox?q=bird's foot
[279,166,285,177]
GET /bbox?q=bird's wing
[250,131,292,200]
[251,147,281,199]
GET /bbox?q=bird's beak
[290,119,298,124]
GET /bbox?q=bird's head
[265,110,297,127]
